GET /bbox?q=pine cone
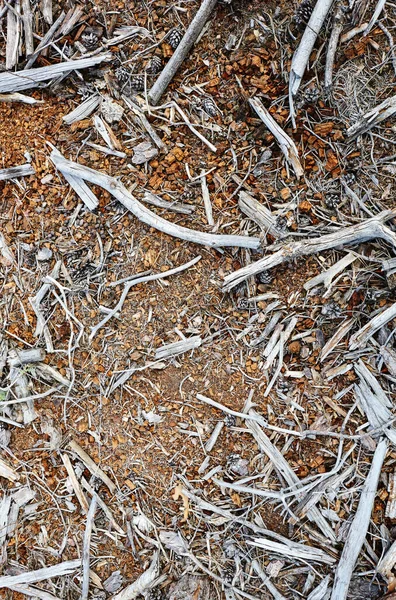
[168,28,183,49]
[295,0,314,28]
[256,270,273,285]
[344,171,356,185]
[129,74,145,92]
[325,194,340,209]
[202,97,218,117]
[146,55,162,75]
[115,66,130,85]
[304,85,320,104]
[224,414,236,427]
[81,30,99,50]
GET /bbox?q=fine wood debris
[0,0,396,599]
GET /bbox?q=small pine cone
[222,568,235,586]
[344,171,356,185]
[256,270,272,285]
[146,55,162,75]
[295,0,314,28]
[168,28,183,49]
[237,298,249,310]
[202,97,217,117]
[115,66,130,85]
[129,74,145,92]
[304,85,320,104]
[81,31,99,50]
[321,301,342,318]
[224,414,236,427]
[325,194,340,209]
[275,215,288,232]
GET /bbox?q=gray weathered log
[239,190,284,238]
[0,560,81,587]
[148,0,218,105]
[0,54,111,93]
[0,163,35,181]
[6,0,20,70]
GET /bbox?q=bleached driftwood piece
[86,142,126,158]
[239,190,284,238]
[354,361,396,443]
[0,458,19,482]
[0,559,81,587]
[304,253,356,290]
[0,163,35,181]
[6,0,20,70]
[142,191,194,215]
[8,349,37,424]
[364,0,386,35]
[148,0,218,104]
[63,95,100,124]
[0,54,111,93]
[250,560,287,600]
[50,149,99,211]
[25,11,65,69]
[34,363,71,387]
[385,471,396,521]
[21,0,33,56]
[349,302,396,349]
[330,438,388,600]
[0,494,11,560]
[0,93,43,104]
[324,5,344,91]
[223,209,396,291]
[53,157,261,249]
[69,440,117,494]
[201,174,214,226]
[81,495,97,600]
[247,538,335,565]
[57,5,83,36]
[5,584,58,600]
[205,421,224,452]
[42,0,52,24]
[123,96,167,153]
[80,477,124,536]
[108,361,164,394]
[340,22,369,43]
[347,95,396,138]
[249,98,303,178]
[155,336,202,360]
[0,233,15,265]
[29,259,61,352]
[93,115,115,150]
[61,453,89,513]
[7,348,45,367]
[320,318,354,361]
[380,346,396,377]
[377,539,396,578]
[110,553,159,600]
[289,0,335,120]
[90,257,201,340]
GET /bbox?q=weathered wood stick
[304,252,356,290]
[63,94,100,124]
[53,157,261,249]
[142,191,194,215]
[0,163,35,181]
[148,0,218,104]
[347,94,396,138]
[0,54,111,93]
[42,0,52,25]
[81,495,97,600]
[50,149,99,211]
[330,438,388,600]
[239,190,285,238]
[0,560,81,587]
[364,0,386,36]
[249,98,303,178]
[349,302,396,350]
[21,0,34,56]
[324,4,345,91]
[0,93,43,104]
[6,0,20,70]
[25,11,65,69]
[69,440,117,494]
[223,209,396,291]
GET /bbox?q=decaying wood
[247,537,335,565]
[377,539,396,578]
[289,0,335,121]
[380,346,396,377]
[239,190,285,238]
[63,95,101,125]
[142,191,194,215]
[50,149,99,211]
[347,95,396,138]
[304,253,357,290]
[385,470,396,521]
[330,438,388,600]
[0,560,81,588]
[0,54,111,93]
[155,336,202,360]
[249,98,303,178]
[349,302,396,349]
[201,174,214,226]
[110,553,159,600]
[123,96,168,153]
[61,453,89,513]
[6,584,59,600]
[0,163,35,181]
[0,458,19,482]
[0,233,15,265]
[29,259,61,352]
[21,0,34,56]
[42,0,52,24]
[6,0,20,70]
[81,495,97,600]
[25,11,66,69]
[320,319,355,361]
[364,0,386,35]
[223,209,396,291]
[324,5,344,92]
[7,348,45,367]
[148,0,218,105]
[0,93,43,104]
[52,157,261,249]
[80,477,124,535]
[68,440,117,494]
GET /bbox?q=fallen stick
[110,553,159,600]
[29,259,61,352]
[330,438,388,600]
[364,0,386,36]
[69,440,117,494]
[289,0,335,122]
[0,560,81,587]
[5,1,20,70]
[123,96,167,153]
[340,22,369,43]
[0,54,111,93]
[249,98,303,178]
[349,302,396,350]
[324,4,345,92]
[61,453,89,513]
[304,252,356,290]
[223,209,396,291]
[81,495,97,600]
[0,457,19,482]
[62,94,100,124]
[80,477,124,535]
[0,232,15,265]
[0,93,43,104]
[148,0,218,104]
[90,256,201,340]
[25,11,66,69]
[50,149,98,211]
[53,157,260,249]
[7,584,59,600]
[347,94,396,138]
[239,190,284,238]
[155,335,202,360]
[21,0,34,56]
[0,163,35,181]
[201,174,214,226]
[142,191,194,215]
